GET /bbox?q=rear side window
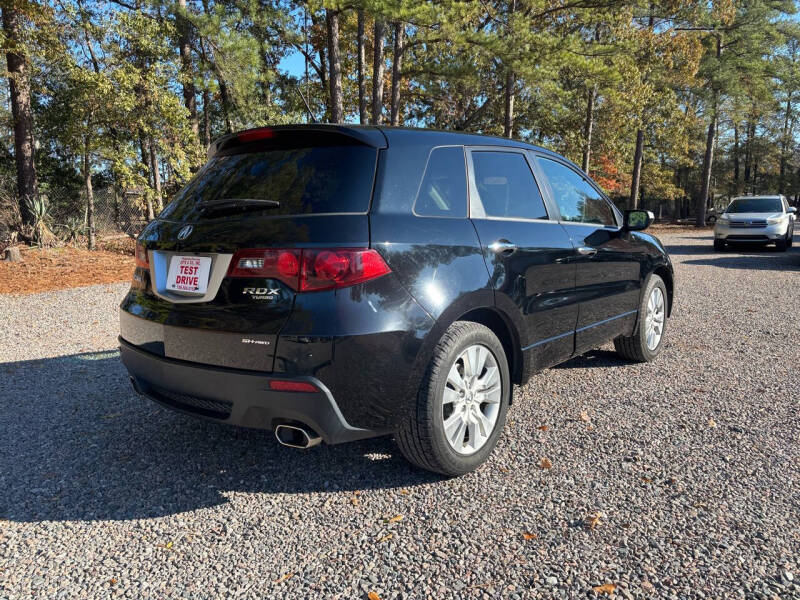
[159,145,377,221]
[536,158,616,226]
[414,146,467,217]
[471,151,548,220]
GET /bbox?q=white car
[713,195,796,252]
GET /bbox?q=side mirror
[788,207,797,214]
[623,209,654,231]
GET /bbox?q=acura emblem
[177,225,193,240]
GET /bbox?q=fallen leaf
[385,515,403,523]
[522,531,537,540]
[274,573,293,584]
[350,496,359,506]
[539,457,553,470]
[368,592,381,600]
[498,467,510,474]
[377,533,394,543]
[586,512,602,530]
[399,489,410,495]
[579,411,591,422]
[165,541,173,549]
[109,578,117,586]
[708,418,716,428]
[537,425,549,431]
[593,583,617,595]
[641,477,653,484]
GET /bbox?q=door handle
[489,240,517,255]
[576,246,597,257]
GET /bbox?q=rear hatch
[122,126,386,371]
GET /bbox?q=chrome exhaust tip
[274,424,322,449]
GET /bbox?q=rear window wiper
[201,198,281,208]
[198,198,281,216]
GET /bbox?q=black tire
[613,274,668,363]
[776,235,788,252]
[788,232,794,248]
[395,321,511,476]
[713,239,726,251]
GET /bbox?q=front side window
[536,158,616,226]
[414,146,467,217]
[471,151,548,220]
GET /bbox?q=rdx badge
[242,287,280,299]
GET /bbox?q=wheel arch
[652,264,674,317]
[456,307,523,387]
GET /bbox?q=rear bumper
[119,337,379,444]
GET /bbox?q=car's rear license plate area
[166,255,212,294]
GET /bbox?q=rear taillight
[135,243,149,269]
[227,248,301,288]
[227,248,391,292]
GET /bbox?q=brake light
[237,127,275,143]
[269,380,318,393]
[227,249,301,288]
[227,248,390,292]
[300,248,391,291]
[135,243,149,269]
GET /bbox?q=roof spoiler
[208,124,388,159]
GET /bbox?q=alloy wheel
[441,344,502,455]
[644,287,665,351]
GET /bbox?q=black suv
[120,125,674,476]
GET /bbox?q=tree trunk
[390,22,405,126]
[371,20,386,125]
[177,0,199,139]
[2,5,38,228]
[326,9,343,123]
[503,69,515,138]
[218,80,233,133]
[139,136,155,220]
[780,94,791,194]
[149,138,163,213]
[83,138,95,251]
[697,111,716,226]
[357,10,367,124]
[744,120,753,184]
[202,88,212,148]
[733,123,739,188]
[630,129,644,209]
[581,85,596,173]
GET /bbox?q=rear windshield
[159,145,377,221]
[726,198,782,213]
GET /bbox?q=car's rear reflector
[269,380,318,393]
[135,243,149,269]
[227,248,390,292]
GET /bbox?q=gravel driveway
[1,230,798,599]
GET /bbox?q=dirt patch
[0,245,134,294]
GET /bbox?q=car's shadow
[681,245,800,271]
[553,349,626,370]
[0,352,442,523]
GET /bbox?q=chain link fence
[46,186,149,239]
